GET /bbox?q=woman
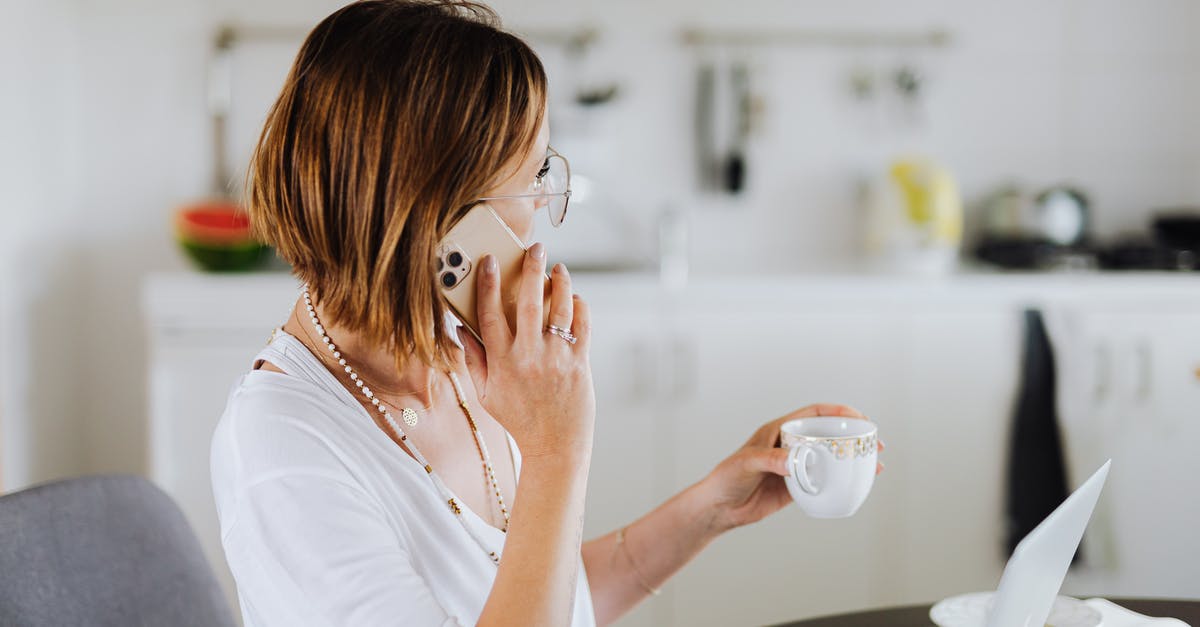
[210,2,881,625]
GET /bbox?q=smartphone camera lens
[437,257,444,271]
[441,271,457,288]
[447,251,463,268]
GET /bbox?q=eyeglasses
[476,147,571,228]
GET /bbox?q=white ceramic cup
[780,417,879,518]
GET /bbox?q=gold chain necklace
[292,307,434,426]
[301,286,510,564]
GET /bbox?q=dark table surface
[773,598,1200,626]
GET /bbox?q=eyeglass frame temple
[473,149,571,225]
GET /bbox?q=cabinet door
[148,326,270,619]
[1057,308,1200,599]
[1124,312,1200,597]
[583,304,666,627]
[1141,314,1200,441]
[888,310,1022,605]
[663,306,904,627]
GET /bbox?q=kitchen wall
[2,1,88,489]
[517,0,1200,273]
[3,0,1199,491]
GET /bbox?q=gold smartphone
[436,203,551,343]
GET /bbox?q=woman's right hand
[458,242,596,461]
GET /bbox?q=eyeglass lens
[541,154,569,226]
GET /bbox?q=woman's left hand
[694,404,884,533]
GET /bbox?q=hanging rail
[680,27,951,48]
[513,25,599,51]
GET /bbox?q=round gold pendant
[401,407,419,427]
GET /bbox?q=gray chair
[0,474,237,627]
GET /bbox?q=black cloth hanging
[1004,309,1075,560]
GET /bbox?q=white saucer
[930,592,1102,627]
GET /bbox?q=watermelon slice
[175,201,270,272]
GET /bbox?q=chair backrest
[0,474,237,627]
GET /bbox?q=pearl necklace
[301,285,510,564]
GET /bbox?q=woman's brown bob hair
[245,0,546,373]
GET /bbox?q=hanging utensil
[723,61,751,194]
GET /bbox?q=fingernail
[484,255,498,274]
[530,242,545,260]
[552,263,565,274]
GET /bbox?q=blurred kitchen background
[3,1,1199,625]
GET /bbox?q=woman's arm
[583,404,880,626]
[477,452,591,626]
[461,246,598,626]
[581,479,721,625]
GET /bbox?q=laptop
[986,459,1112,627]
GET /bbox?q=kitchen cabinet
[662,305,903,626]
[141,271,1200,626]
[1054,307,1200,600]
[579,302,664,627]
[883,311,1023,606]
[143,274,299,621]
[581,303,663,538]
[656,299,1024,626]
[146,325,270,615]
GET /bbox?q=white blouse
[210,320,596,627]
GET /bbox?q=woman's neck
[284,296,444,409]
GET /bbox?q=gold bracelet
[614,525,661,596]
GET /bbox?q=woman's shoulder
[220,365,346,428]
[211,370,367,497]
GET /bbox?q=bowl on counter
[174,200,271,272]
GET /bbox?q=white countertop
[141,269,1200,330]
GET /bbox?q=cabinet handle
[1136,340,1153,403]
[630,341,654,402]
[1093,344,1110,403]
[672,337,696,401]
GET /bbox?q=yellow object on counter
[889,158,963,245]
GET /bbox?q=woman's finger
[516,242,548,345]
[738,447,790,477]
[546,263,574,340]
[570,293,591,353]
[876,461,885,475]
[475,254,512,349]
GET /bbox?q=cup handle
[788,444,821,496]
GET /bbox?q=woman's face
[479,112,551,244]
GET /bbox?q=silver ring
[545,324,577,345]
